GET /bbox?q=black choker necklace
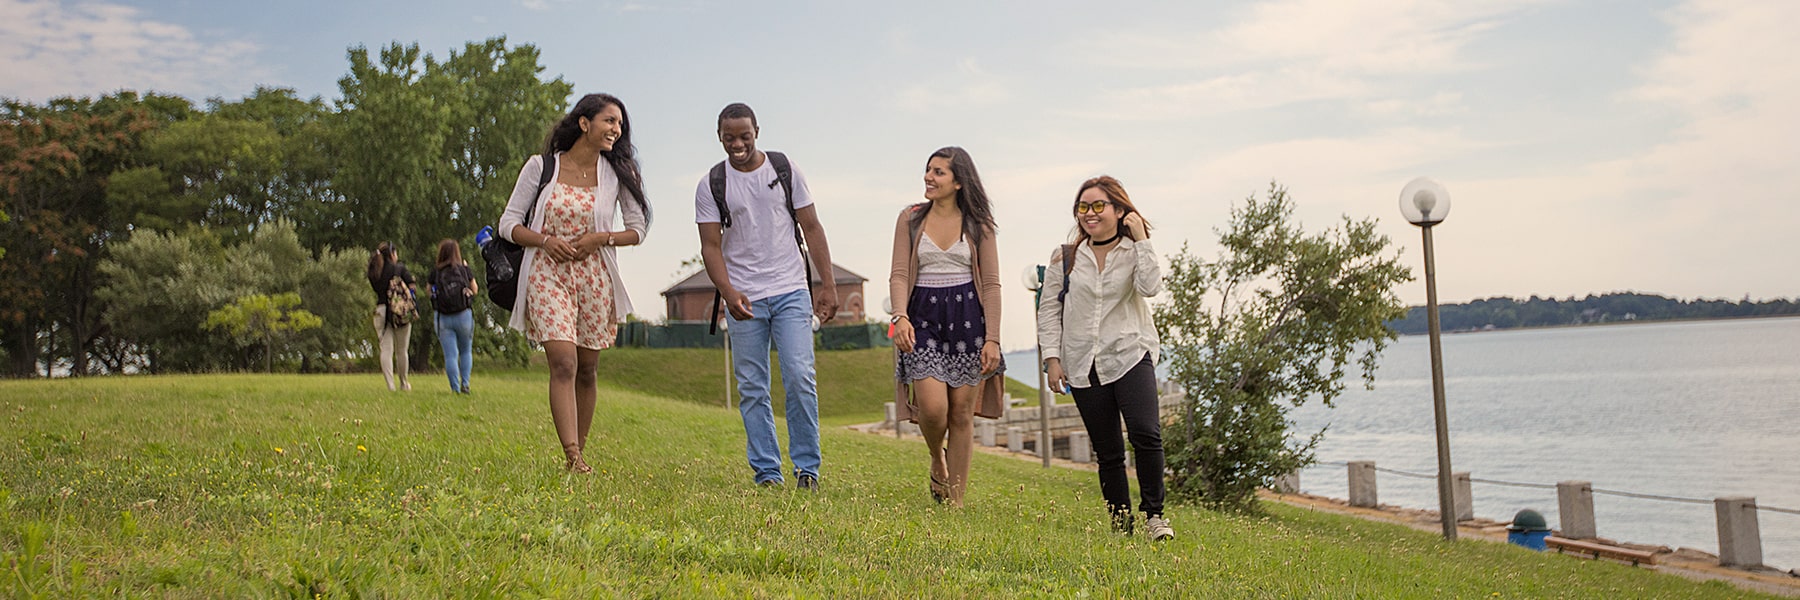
[1091,232,1122,246]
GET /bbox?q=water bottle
[477,225,513,281]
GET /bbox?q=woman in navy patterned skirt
[888,146,1006,508]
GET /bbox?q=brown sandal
[564,444,592,474]
[929,474,950,504]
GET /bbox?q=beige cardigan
[888,203,1005,420]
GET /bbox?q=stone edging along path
[847,422,1800,599]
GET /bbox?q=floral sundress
[525,182,617,349]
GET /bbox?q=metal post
[724,327,733,409]
[1422,225,1456,541]
[1037,346,1051,467]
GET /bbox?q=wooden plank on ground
[1546,536,1659,566]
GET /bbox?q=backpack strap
[525,153,555,227]
[1057,243,1076,307]
[708,161,731,229]
[764,151,813,290]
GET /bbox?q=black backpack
[706,151,810,334]
[432,265,474,314]
[484,153,557,311]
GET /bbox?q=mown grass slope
[0,363,1770,598]
[583,347,1038,424]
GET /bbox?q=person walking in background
[889,146,1005,507]
[1036,175,1174,541]
[498,93,651,474]
[696,102,837,490]
[429,238,478,394]
[367,241,416,392]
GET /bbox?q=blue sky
[5,0,1796,350]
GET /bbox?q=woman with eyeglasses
[1035,175,1173,540]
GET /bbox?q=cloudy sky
[4,0,1795,350]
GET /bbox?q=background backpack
[386,273,417,328]
[432,265,473,314]
[706,151,810,334]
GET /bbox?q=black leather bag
[484,154,555,312]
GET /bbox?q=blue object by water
[1507,530,1549,551]
[476,225,494,247]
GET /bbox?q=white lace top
[916,234,974,287]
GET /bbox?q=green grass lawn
[0,363,1772,598]
[582,348,1040,425]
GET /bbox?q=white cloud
[1078,0,1547,74]
[1065,1,1540,122]
[0,0,267,102]
[1084,67,1370,120]
[891,58,1012,112]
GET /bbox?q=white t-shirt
[694,153,815,302]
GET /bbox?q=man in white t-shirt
[696,103,837,490]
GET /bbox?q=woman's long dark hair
[909,146,997,244]
[434,238,462,271]
[542,93,650,218]
[366,241,395,282]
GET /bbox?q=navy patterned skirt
[896,282,1005,388]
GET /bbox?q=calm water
[1009,317,1800,568]
[1290,317,1800,569]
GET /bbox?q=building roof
[661,262,868,296]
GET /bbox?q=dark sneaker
[757,479,781,488]
[1145,515,1175,541]
[797,474,819,491]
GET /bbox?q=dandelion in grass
[357,445,367,453]
[274,447,285,455]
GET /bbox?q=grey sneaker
[1144,515,1175,541]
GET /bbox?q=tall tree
[1155,183,1412,511]
[108,88,334,241]
[328,37,570,369]
[328,37,569,258]
[0,92,191,376]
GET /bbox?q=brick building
[661,263,869,324]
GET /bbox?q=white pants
[373,305,412,390]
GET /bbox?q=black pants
[1070,353,1164,517]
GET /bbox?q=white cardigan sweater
[497,152,650,334]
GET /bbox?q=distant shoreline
[1396,312,1800,336]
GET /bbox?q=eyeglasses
[1075,201,1113,215]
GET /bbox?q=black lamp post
[1400,176,1457,541]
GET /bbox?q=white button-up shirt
[1036,237,1161,388]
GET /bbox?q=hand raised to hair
[1122,212,1148,241]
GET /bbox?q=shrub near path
[0,371,1773,598]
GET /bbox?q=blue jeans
[728,289,820,484]
[435,310,474,392]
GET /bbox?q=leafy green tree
[1155,183,1412,511]
[327,37,569,370]
[204,292,323,372]
[107,87,334,240]
[94,227,247,372]
[97,221,365,373]
[0,92,192,377]
[324,37,568,258]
